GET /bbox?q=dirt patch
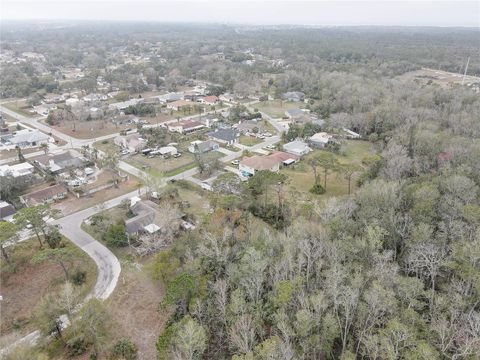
[41,119,127,139]
[0,240,97,337]
[106,262,166,359]
[52,176,141,215]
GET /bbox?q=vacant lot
[2,100,34,117]
[398,68,480,89]
[255,100,305,118]
[42,119,126,139]
[0,238,97,337]
[281,140,376,202]
[238,135,262,146]
[106,261,166,359]
[126,150,222,177]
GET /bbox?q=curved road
[0,97,283,352]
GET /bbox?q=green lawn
[254,100,305,118]
[3,100,34,117]
[280,140,376,202]
[126,150,222,178]
[239,135,262,146]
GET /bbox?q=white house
[343,128,361,139]
[282,140,311,157]
[114,134,146,152]
[0,162,35,177]
[309,132,333,148]
[158,146,178,156]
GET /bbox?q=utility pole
[462,57,470,86]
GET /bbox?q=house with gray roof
[282,91,305,102]
[208,128,238,145]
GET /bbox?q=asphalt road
[0,97,283,352]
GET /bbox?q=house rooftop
[21,184,67,205]
[240,155,279,171]
[208,128,237,142]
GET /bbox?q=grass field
[254,100,305,118]
[0,238,97,338]
[280,140,376,202]
[42,119,125,139]
[239,135,262,146]
[3,100,34,117]
[126,150,222,178]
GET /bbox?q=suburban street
[0,98,284,352]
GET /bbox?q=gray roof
[208,128,237,142]
[10,130,49,144]
[286,109,305,117]
[282,91,305,100]
[196,140,219,153]
[0,201,16,219]
[125,200,158,234]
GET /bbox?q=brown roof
[179,120,204,130]
[268,151,299,162]
[168,100,191,108]
[240,155,279,171]
[203,95,218,103]
[22,184,67,205]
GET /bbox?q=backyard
[41,118,127,139]
[238,135,262,146]
[280,140,377,202]
[125,149,223,178]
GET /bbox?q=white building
[282,140,311,157]
[0,162,35,177]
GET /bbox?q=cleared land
[2,100,34,117]
[254,100,305,118]
[126,150,222,177]
[0,238,97,337]
[238,135,262,146]
[41,119,130,139]
[281,140,377,202]
[398,68,480,89]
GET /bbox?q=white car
[231,160,240,165]
[201,182,213,191]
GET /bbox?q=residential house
[0,201,16,221]
[0,162,35,178]
[166,100,192,111]
[157,146,178,156]
[167,120,204,134]
[188,140,219,154]
[65,98,80,107]
[125,199,162,236]
[34,103,57,116]
[31,150,87,174]
[2,129,50,148]
[114,134,146,153]
[235,120,266,134]
[108,98,142,111]
[201,95,219,105]
[282,140,311,157]
[208,128,238,145]
[343,128,361,139]
[309,132,333,148]
[284,108,312,124]
[239,151,299,177]
[282,91,305,102]
[239,156,280,176]
[183,91,200,102]
[219,93,235,102]
[21,184,68,206]
[155,92,184,103]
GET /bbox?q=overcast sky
[1,0,479,27]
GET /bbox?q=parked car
[231,160,240,165]
[173,153,182,158]
[201,182,213,191]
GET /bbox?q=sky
[1,0,479,27]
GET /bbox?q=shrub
[309,183,326,194]
[104,224,128,247]
[71,269,87,286]
[111,339,138,360]
[67,335,88,356]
